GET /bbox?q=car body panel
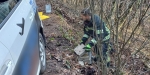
[12,18,39,75]
[0,0,36,51]
[0,0,44,75]
[0,43,14,75]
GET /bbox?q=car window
[0,0,17,24]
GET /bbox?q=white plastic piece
[74,44,85,56]
[78,61,84,66]
[45,4,51,13]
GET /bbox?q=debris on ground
[38,12,50,20]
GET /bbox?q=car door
[0,43,14,75]
[0,0,40,75]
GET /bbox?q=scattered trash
[38,12,50,20]
[78,52,93,65]
[45,4,51,13]
[78,61,84,66]
[64,60,71,69]
[74,44,85,56]
[88,51,92,64]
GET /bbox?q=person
[0,0,17,23]
[0,0,10,23]
[80,8,111,67]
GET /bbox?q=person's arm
[83,15,102,52]
[94,15,103,37]
[102,24,110,42]
[83,37,97,52]
[95,15,110,42]
[81,27,90,45]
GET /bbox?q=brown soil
[36,0,82,75]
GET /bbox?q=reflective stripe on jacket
[81,14,110,46]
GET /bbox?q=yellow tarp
[38,12,50,20]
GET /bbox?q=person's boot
[107,62,110,68]
[91,56,98,62]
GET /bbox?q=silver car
[0,0,46,75]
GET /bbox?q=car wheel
[39,33,46,73]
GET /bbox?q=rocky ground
[36,0,150,75]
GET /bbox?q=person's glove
[83,44,92,52]
[80,40,85,45]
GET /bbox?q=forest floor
[36,0,150,75]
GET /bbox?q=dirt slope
[36,0,84,75]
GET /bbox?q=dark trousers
[94,42,108,58]
[94,41,110,67]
